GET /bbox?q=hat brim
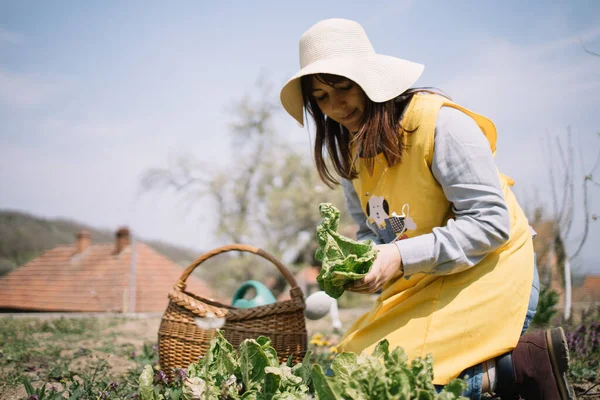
[280,54,424,126]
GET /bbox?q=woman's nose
[331,94,347,111]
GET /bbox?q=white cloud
[531,25,600,57]
[441,35,600,124]
[434,28,600,268]
[0,107,230,251]
[39,116,140,143]
[436,29,600,166]
[0,67,73,107]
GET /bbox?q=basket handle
[176,244,299,291]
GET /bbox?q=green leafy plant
[532,286,559,327]
[315,203,377,299]
[22,358,124,400]
[23,380,49,400]
[565,305,600,384]
[139,330,467,399]
[311,340,466,400]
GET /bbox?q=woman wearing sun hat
[280,18,575,400]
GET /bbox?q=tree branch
[591,146,600,174]
[140,167,209,193]
[569,176,591,260]
[563,130,576,237]
[580,37,600,57]
[555,134,571,227]
[569,139,594,260]
[546,134,560,219]
[588,177,600,188]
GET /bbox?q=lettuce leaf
[182,376,206,400]
[142,329,468,399]
[239,339,275,392]
[311,364,345,400]
[315,203,377,298]
[322,339,468,399]
[202,330,239,389]
[139,365,156,400]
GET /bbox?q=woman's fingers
[353,285,378,294]
[346,276,379,293]
[344,281,361,292]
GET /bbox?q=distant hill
[0,210,202,276]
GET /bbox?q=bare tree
[139,75,350,290]
[140,76,277,246]
[543,129,599,320]
[535,42,600,320]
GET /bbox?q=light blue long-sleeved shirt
[341,106,512,277]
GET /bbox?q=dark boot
[495,327,576,400]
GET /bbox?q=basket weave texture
[158,244,307,377]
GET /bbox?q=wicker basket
[158,244,307,377]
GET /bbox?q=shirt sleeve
[395,106,511,276]
[340,177,384,245]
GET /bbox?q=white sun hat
[280,18,425,127]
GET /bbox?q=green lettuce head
[315,203,377,298]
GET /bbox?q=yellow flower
[329,346,338,354]
[310,333,333,346]
[310,338,329,346]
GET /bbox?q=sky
[1,1,599,273]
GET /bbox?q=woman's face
[310,76,367,133]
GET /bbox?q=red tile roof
[573,275,600,303]
[0,236,216,312]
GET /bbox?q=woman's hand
[346,243,403,294]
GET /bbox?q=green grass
[0,316,158,399]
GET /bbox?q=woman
[280,18,574,400]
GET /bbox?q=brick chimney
[75,230,91,253]
[114,227,131,254]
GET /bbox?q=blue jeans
[455,260,540,399]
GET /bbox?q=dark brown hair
[301,73,445,188]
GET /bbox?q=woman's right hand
[345,243,403,294]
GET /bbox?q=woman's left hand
[345,243,403,294]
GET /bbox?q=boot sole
[546,327,576,400]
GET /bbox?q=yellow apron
[337,93,534,384]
